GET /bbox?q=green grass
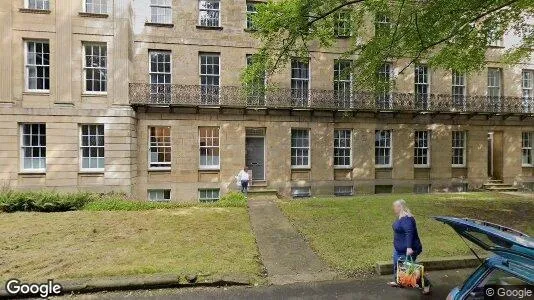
[278,192,534,276]
[0,206,262,283]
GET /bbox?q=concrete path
[246,197,337,285]
[70,268,475,299]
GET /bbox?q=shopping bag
[396,256,425,289]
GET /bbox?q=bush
[0,190,247,213]
[83,199,185,211]
[0,190,99,213]
[216,191,247,207]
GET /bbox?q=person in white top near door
[237,166,250,196]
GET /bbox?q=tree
[244,0,534,90]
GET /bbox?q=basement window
[148,189,171,202]
[413,184,431,194]
[334,186,353,196]
[374,185,392,194]
[199,189,220,203]
[291,187,311,198]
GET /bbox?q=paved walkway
[247,197,337,285]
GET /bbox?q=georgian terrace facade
[0,0,533,202]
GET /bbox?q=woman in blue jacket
[388,199,431,294]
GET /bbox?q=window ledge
[198,168,220,172]
[375,166,393,169]
[522,165,534,168]
[145,22,174,28]
[79,171,104,176]
[23,91,50,96]
[19,8,51,14]
[334,166,353,170]
[291,167,311,171]
[19,171,46,176]
[335,35,352,39]
[79,12,108,18]
[452,166,467,169]
[82,92,108,97]
[414,166,431,169]
[148,168,172,172]
[196,25,223,31]
[244,28,257,33]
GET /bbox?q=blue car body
[434,217,534,300]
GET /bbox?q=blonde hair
[393,199,412,218]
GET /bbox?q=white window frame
[85,0,107,14]
[25,0,49,10]
[199,53,220,105]
[148,189,171,202]
[522,70,534,113]
[245,54,266,105]
[199,189,220,202]
[290,58,310,107]
[334,59,353,109]
[198,0,221,27]
[199,127,220,170]
[334,129,352,168]
[246,1,257,30]
[452,131,467,168]
[375,13,391,34]
[488,28,504,47]
[414,130,431,168]
[452,71,466,110]
[20,123,46,173]
[25,40,50,92]
[149,50,172,104]
[148,126,172,170]
[80,124,105,172]
[291,129,310,169]
[83,42,107,94]
[487,68,502,110]
[414,64,430,110]
[375,130,392,168]
[522,132,533,167]
[150,0,172,24]
[334,10,352,37]
[377,62,393,109]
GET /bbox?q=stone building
[0,0,533,202]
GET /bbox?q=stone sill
[79,171,105,176]
[19,8,51,14]
[243,28,257,33]
[18,172,46,177]
[82,92,108,97]
[79,12,109,18]
[145,22,174,28]
[198,169,220,173]
[196,25,223,31]
[23,91,50,96]
[148,168,172,173]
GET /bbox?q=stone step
[483,183,514,187]
[248,188,279,196]
[486,179,504,184]
[484,186,519,192]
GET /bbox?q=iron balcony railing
[129,83,534,114]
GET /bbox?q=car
[434,217,534,300]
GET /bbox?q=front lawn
[0,207,263,283]
[279,192,534,276]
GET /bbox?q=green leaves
[245,0,533,89]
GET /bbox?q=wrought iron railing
[129,83,534,114]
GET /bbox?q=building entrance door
[488,131,504,180]
[245,128,265,181]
